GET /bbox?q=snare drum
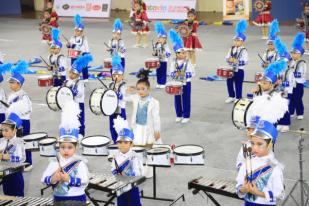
[217,68,234,78]
[147,147,171,167]
[255,72,263,83]
[104,58,112,69]
[68,49,81,58]
[173,145,204,165]
[232,98,253,129]
[39,137,57,157]
[165,81,183,95]
[23,132,48,151]
[145,58,160,69]
[38,75,53,87]
[46,86,74,111]
[133,146,146,164]
[81,135,110,156]
[89,88,118,116]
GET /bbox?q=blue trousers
[245,201,275,206]
[174,82,191,118]
[290,83,304,116]
[109,108,126,144]
[22,119,32,165]
[278,94,292,126]
[0,113,5,124]
[71,58,89,80]
[2,171,24,196]
[156,61,167,85]
[121,57,125,69]
[53,76,66,87]
[79,103,85,137]
[117,187,141,206]
[226,69,244,99]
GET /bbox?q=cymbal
[288,129,309,136]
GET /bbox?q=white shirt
[107,39,126,58]
[282,66,296,94]
[68,36,90,54]
[289,59,307,84]
[7,89,32,120]
[236,154,284,205]
[65,79,84,103]
[0,88,6,113]
[169,58,194,82]
[48,53,67,77]
[262,50,278,67]
[41,154,89,197]
[0,136,26,162]
[225,46,248,71]
[153,42,171,62]
[111,149,143,177]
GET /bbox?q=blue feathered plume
[11,61,29,74]
[0,63,13,74]
[269,19,280,39]
[265,59,287,75]
[51,28,62,47]
[112,54,121,67]
[155,22,166,35]
[113,18,122,32]
[74,14,82,27]
[235,20,247,35]
[275,38,289,57]
[292,32,305,49]
[73,54,93,73]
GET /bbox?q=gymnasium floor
[0,16,308,205]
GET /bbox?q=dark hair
[59,141,78,147]
[136,68,150,88]
[187,8,196,16]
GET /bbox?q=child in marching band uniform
[0,112,26,196]
[64,54,93,137]
[49,28,67,86]
[107,19,126,69]
[0,73,6,122]
[225,20,248,103]
[153,22,171,89]
[126,69,161,147]
[131,0,150,48]
[289,32,307,120]
[169,29,194,123]
[109,55,127,144]
[253,0,273,39]
[112,117,143,206]
[261,20,279,69]
[42,101,89,206]
[7,62,32,170]
[183,8,202,68]
[66,15,90,81]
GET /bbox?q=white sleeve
[226,48,232,63]
[83,38,90,53]
[169,61,176,77]
[132,157,143,176]
[124,93,137,103]
[119,40,126,54]
[41,161,58,184]
[263,166,285,202]
[236,164,247,198]
[152,99,161,132]
[0,51,4,63]
[19,95,32,116]
[164,45,171,58]
[241,49,248,65]
[76,81,85,100]
[76,161,89,186]
[69,37,75,45]
[186,60,194,77]
[11,139,26,163]
[236,147,244,171]
[299,61,307,78]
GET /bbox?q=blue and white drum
[173,145,204,165]
[81,135,110,156]
[23,132,48,151]
[146,147,171,167]
[39,137,57,157]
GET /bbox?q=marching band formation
[0,0,308,206]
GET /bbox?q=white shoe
[175,117,182,123]
[281,126,289,133]
[297,115,304,120]
[24,165,33,172]
[225,97,235,103]
[261,36,268,40]
[159,85,165,89]
[181,118,190,123]
[156,85,160,89]
[277,125,282,131]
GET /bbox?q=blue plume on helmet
[169,29,184,52]
[51,28,62,48]
[155,21,167,37]
[275,38,291,60]
[291,32,305,55]
[71,54,93,74]
[0,63,13,74]
[113,18,122,32]
[11,61,29,74]
[74,14,84,30]
[234,20,247,41]
[111,54,124,74]
[268,19,280,43]
[263,59,287,84]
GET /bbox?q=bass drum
[46,86,74,111]
[232,98,253,129]
[89,88,118,116]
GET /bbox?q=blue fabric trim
[269,191,274,202]
[186,72,192,78]
[44,176,52,185]
[62,161,80,173]
[244,201,276,206]
[10,155,20,162]
[112,159,130,175]
[54,194,86,201]
[58,66,65,72]
[69,177,81,187]
[248,165,272,182]
[171,71,176,78]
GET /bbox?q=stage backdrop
[54,0,111,18]
[143,0,197,20]
[223,0,250,21]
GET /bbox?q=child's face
[176,51,187,60]
[50,47,60,55]
[117,140,132,154]
[158,37,166,44]
[59,142,76,159]
[260,80,273,91]
[267,43,275,50]
[234,39,243,47]
[112,32,121,40]
[74,29,83,37]
[44,12,50,19]
[291,52,301,60]
[69,70,80,80]
[112,74,124,83]
[136,82,149,98]
[47,2,53,9]
[9,81,21,92]
[1,124,16,139]
[251,136,270,157]
[187,13,195,21]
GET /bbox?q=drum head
[38,75,52,80]
[174,145,204,156]
[39,137,56,145]
[147,147,170,155]
[133,146,145,153]
[104,58,112,62]
[81,136,110,147]
[166,81,183,87]
[101,89,118,116]
[56,87,74,110]
[146,57,159,61]
[23,132,47,141]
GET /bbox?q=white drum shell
[173,145,205,165]
[232,98,253,129]
[39,138,57,157]
[89,88,118,116]
[81,136,110,156]
[146,148,171,167]
[23,133,47,150]
[46,87,73,111]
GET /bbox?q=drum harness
[175,58,188,84]
[48,54,65,79]
[109,39,124,56]
[230,46,246,72]
[152,42,165,61]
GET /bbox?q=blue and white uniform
[261,50,278,68]
[108,39,126,68]
[0,75,6,122]
[48,53,67,86]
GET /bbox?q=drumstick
[258,53,266,64]
[243,144,249,182]
[61,34,69,43]
[40,56,50,67]
[104,42,111,49]
[114,158,122,175]
[113,77,118,91]
[55,153,63,173]
[96,77,108,89]
[247,147,253,183]
[0,100,9,108]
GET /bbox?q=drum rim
[173,144,204,156]
[107,144,119,149]
[147,147,170,155]
[39,137,57,146]
[56,86,73,111]
[23,132,48,142]
[89,88,103,115]
[81,135,111,147]
[101,89,118,116]
[231,98,253,129]
[46,86,58,111]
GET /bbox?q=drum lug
[151,155,153,161]
[41,146,44,151]
[190,156,193,162]
[95,148,98,154]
